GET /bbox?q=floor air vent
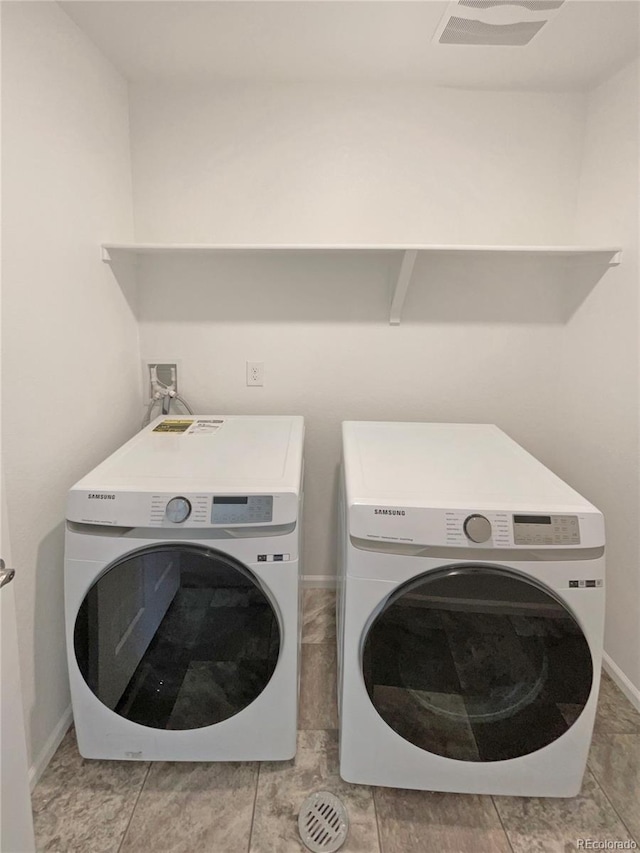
[298,791,349,853]
[435,0,564,46]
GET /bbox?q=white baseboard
[602,652,640,713]
[301,575,337,589]
[29,705,73,791]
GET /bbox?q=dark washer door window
[74,545,280,730]
[362,566,593,762]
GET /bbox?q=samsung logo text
[374,509,406,516]
[88,494,116,500]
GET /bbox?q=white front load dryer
[337,421,605,797]
[65,415,304,761]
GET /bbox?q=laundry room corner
[553,57,640,709]
[1,0,142,785]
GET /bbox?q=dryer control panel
[349,503,604,549]
[513,514,580,546]
[447,510,581,546]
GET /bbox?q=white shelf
[101,242,622,257]
[101,243,622,325]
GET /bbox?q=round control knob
[166,496,191,524]
[464,514,492,544]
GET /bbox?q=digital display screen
[213,496,248,505]
[514,515,551,525]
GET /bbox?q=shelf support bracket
[101,246,113,263]
[389,250,418,325]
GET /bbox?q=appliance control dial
[166,496,192,524]
[464,514,492,543]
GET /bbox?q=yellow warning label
[153,419,194,433]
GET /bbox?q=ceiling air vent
[458,1,564,10]
[435,0,565,46]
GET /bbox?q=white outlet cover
[246,361,264,387]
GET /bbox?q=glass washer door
[74,544,280,730]
[362,566,593,762]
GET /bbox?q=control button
[463,514,492,544]
[165,496,191,523]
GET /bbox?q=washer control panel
[165,496,192,524]
[513,514,580,546]
[210,495,273,525]
[463,514,492,543]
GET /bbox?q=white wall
[131,82,588,583]
[554,59,640,698]
[130,83,585,245]
[2,1,140,777]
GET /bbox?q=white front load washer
[65,415,304,761]
[338,421,605,797]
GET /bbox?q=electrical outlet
[246,361,264,387]
[146,362,178,398]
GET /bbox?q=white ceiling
[59,0,640,91]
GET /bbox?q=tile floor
[33,590,640,853]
